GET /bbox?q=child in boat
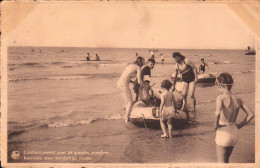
[139,79,161,106]
[214,73,254,163]
[159,80,177,138]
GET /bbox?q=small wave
[48,113,123,128]
[212,61,232,65]
[234,90,255,94]
[48,118,97,128]
[50,61,64,65]
[197,100,215,105]
[234,70,255,75]
[8,63,16,66]
[62,66,73,68]
[9,75,94,82]
[8,130,26,137]
[21,62,40,66]
[8,113,124,132]
[98,63,127,67]
[9,68,16,71]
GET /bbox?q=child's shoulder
[232,94,243,105]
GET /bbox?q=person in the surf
[95,53,101,61]
[86,53,90,61]
[117,57,146,123]
[214,72,254,163]
[133,58,155,104]
[149,50,155,61]
[160,53,164,64]
[199,58,209,74]
[171,52,198,112]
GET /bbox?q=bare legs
[180,81,196,112]
[120,86,133,123]
[160,118,168,137]
[216,145,234,163]
[188,81,196,112]
[160,118,173,138]
[167,119,173,138]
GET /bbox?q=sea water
[7,47,255,163]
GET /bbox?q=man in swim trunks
[133,58,155,104]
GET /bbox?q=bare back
[117,64,139,87]
[218,93,242,125]
[161,91,174,107]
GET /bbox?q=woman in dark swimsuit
[171,52,198,112]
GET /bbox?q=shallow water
[7,47,255,163]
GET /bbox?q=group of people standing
[117,51,254,163]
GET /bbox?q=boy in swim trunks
[214,73,254,163]
[133,59,155,104]
[139,80,154,106]
[159,80,178,138]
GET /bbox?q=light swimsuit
[215,99,238,147]
[117,71,136,88]
[162,106,175,119]
[215,123,238,147]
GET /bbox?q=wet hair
[172,52,185,60]
[201,58,204,61]
[216,72,233,90]
[161,80,172,90]
[147,58,155,64]
[134,56,145,66]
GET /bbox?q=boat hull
[130,101,187,129]
[197,74,216,84]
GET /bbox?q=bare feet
[161,134,168,138]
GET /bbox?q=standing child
[214,73,254,163]
[159,80,177,138]
[199,58,209,74]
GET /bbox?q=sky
[2,1,258,49]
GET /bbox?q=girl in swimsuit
[171,52,198,112]
[159,80,178,138]
[117,57,145,123]
[214,73,254,163]
[199,58,209,74]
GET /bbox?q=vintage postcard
[1,1,259,167]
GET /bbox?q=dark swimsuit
[200,63,205,73]
[177,60,195,84]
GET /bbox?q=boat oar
[141,113,147,128]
